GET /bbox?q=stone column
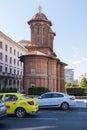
[7,79,9,88]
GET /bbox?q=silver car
[0,99,7,119]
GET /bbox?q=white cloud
[72,54,78,58]
[72,60,82,65]
[72,56,87,65]
[72,47,79,52]
[81,57,87,61]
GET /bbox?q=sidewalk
[74,99,87,108]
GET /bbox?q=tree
[65,83,71,88]
[64,83,71,93]
[74,79,79,86]
[79,74,87,88]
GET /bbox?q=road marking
[12,126,57,130]
[8,117,58,120]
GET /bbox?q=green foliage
[0,87,17,93]
[64,83,70,93]
[66,87,86,96]
[79,76,87,88]
[74,79,79,86]
[65,83,71,88]
[28,87,50,95]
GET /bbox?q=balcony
[0,72,23,79]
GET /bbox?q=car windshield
[22,95,30,99]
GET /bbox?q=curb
[73,99,87,108]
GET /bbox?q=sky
[0,0,87,80]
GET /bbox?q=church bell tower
[27,7,56,57]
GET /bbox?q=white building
[0,31,27,91]
[65,68,74,85]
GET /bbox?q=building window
[37,26,40,44]
[5,67,8,73]
[14,69,16,75]
[10,68,12,74]
[14,49,16,55]
[5,44,8,51]
[5,55,8,62]
[31,83,35,88]
[31,69,35,74]
[0,66,2,72]
[20,71,22,75]
[10,47,12,53]
[17,60,19,66]
[0,53,2,61]
[10,57,12,64]
[14,59,16,65]
[0,41,2,48]
[17,70,19,75]
[9,80,12,86]
[20,62,22,67]
[17,51,19,57]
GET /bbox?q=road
[1,108,87,130]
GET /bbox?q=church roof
[20,50,62,61]
[32,12,48,21]
[28,12,52,26]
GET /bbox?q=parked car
[0,93,38,118]
[36,92,76,110]
[0,99,7,119]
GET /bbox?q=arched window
[9,79,12,85]
[37,26,40,44]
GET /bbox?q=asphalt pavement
[1,108,87,130]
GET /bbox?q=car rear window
[5,95,18,102]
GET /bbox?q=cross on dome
[38,5,42,13]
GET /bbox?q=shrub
[0,87,17,93]
[0,87,7,93]
[66,87,86,96]
[28,87,50,95]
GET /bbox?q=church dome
[32,12,48,21]
[28,12,52,26]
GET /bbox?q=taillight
[6,106,10,108]
[69,97,75,100]
[28,101,34,105]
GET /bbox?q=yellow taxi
[0,93,38,118]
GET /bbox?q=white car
[36,92,76,110]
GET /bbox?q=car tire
[15,107,26,118]
[61,102,69,110]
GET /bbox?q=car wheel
[61,102,69,110]
[15,108,26,118]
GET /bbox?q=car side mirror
[38,96,42,99]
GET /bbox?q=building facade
[65,68,74,85]
[20,11,67,94]
[0,32,27,91]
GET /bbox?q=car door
[50,93,64,107]
[4,94,18,114]
[38,93,52,107]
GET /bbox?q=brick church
[20,9,67,94]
